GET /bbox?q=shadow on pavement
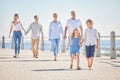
[32,68,70,72]
[32,68,90,72]
[100,61,120,67]
[0,59,69,62]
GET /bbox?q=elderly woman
[9,13,26,58]
[49,13,63,61]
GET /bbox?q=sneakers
[33,53,39,58]
[54,58,57,61]
[13,55,17,58]
[13,54,20,58]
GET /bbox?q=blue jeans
[51,38,60,56]
[13,31,22,55]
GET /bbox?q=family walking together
[9,11,99,70]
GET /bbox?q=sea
[0,40,120,54]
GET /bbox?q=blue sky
[0,0,120,37]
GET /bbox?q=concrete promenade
[0,49,120,80]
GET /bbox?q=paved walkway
[0,49,120,80]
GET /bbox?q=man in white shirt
[64,11,83,39]
[64,11,83,55]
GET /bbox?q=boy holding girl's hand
[81,19,99,70]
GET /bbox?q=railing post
[96,32,101,57]
[2,36,5,48]
[21,37,24,49]
[110,31,116,59]
[41,39,44,51]
[61,38,65,52]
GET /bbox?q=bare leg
[87,58,91,69]
[70,54,74,69]
[76,54,81,70]
[90,57,94,69]
[76,54,79,68]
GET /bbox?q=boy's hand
[25,32,27,35]
[96,44,99,50]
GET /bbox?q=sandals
[70,64,73,69]
[77,66,81,70]
[54,59,57,61]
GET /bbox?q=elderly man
[64,11,83,56]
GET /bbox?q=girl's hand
[80,42,82,47]
[66,47,69,50]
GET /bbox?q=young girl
[66,28,81,70]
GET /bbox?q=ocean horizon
[0,40,120,54]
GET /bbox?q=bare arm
[66,37,71,50]
[96,39,99,49]
[80,26,83,36]
[20,23,26,33]
[63,26,68,39]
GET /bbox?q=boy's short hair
[34,15,38,19]
[53,13,57,16]
[86,19,93,24]
[14,13,19,17]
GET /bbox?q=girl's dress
[70,37,80,54]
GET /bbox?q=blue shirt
[49,21,63,39]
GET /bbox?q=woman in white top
[9,13,26,58]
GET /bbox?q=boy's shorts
[85,45,95,58]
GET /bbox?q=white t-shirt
[11,21,22,31]
[66,18,82,36]
[83,28,99,46]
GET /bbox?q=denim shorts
[85,45,95,58]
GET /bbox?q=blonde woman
[9,13,26,58]
[49,13,63,61]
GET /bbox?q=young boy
[81,19,99,70]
